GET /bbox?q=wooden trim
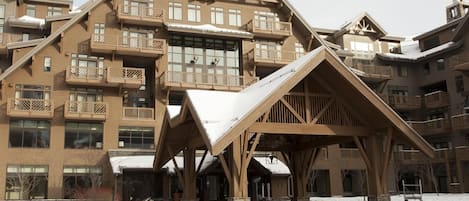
[249,123,370,136]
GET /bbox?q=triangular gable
[452,12,469,42]
[169,47,434,158]
[335,12,387,38]
[0,0,105,81]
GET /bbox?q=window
[168,2,182,20]
[455,75,464,93]
[437,58,445,71]
[255,41,281,60]
[423,36,440,50]
[211,7,224,25]
[423,63,430,75]
[93,23,105,42]
[65,122,103,149]
[47,7,62,16]
[295,43,305,59]
[118,126,154,149]
[70,54,105,79]
[0,4,5,40]
[22,33,29,42]
[5,165,48,200]
[123,0,154,16]
[397,66,408,77]
[228,9,241,26]
[350,41,374,59]
[9,120,50,148]
[63,166,102,199]
[13,84,51,112]
[254,11,279,31]
[122,29,154,48]
[26,5,36,17]
[188,4,201,22]
[43,57,51,72]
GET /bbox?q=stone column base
[368,194,391,201]
[227,197,251,201]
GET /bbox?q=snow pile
[186,47,324,146]
[14,16,46,28]
[378,42,456,61]
[254,157,290,175]
[310,194,469,201]
[167,105,182,119]
[166,23,253,37]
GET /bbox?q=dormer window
[450,6,459,18]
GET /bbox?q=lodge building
[0,0,465,200]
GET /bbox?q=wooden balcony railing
[247,19,292,38]
[248,48,297,67]
[352,63,393,80]
[123,107,154,120]
[395,149,450,162]
[424,91,449,109]
[107,67,145,88]
[65,66,106,85]
[387,95,422,110]
[117,4,165,26]
[451,113,469,130]
[162,71,258,91]
[64,101,108,121]
[449,55,469,71]
[7,98,54,118]
[407,118,452,136]
[340,148,361,159]
[90,34,166,57]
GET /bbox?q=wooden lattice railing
[8,98,53,113]
[66,101,108,115]
[68,66,105,80]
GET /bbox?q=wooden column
[282,148,320,201]
[183,148,197,200]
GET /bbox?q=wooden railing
[424,91,449,108]
[387,95,422,110]
[123,107,154,120]
[451,113,469,130]
[407,118,452,135]
[449,55,469,71]
[65,101,108,118]
[247,19,292,36]
[352,63,393,79]
[7,98,54,118]
[91,34,166,55]
[249,48,297,67]
[118,4,165,21]
[340,148,361,159]
[395,149,450,161]
[164,71,258,89]
[67,66,105,81]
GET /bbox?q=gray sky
[73,0,456,37]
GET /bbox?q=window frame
[228,9,241,26]
[211,7,224,25]
[187,4,201,22]
[168,2,182,20]
[43,57,51,72]
[9,120,51,148]
[64,122,104,149]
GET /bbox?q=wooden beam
[218,154,232,185]
[249,123,370,136]
[196,150,208,174]
[381,128,394,190]
[304,80,312,123]
[280,98,306,123]
[311,99,334,124]
[167,146,184,188]
[353,136,372,170]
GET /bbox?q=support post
[364,133,393,201]
[183,148,197,201]
[284,148,319,201]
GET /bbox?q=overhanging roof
[155,47,435,169]
[452,12,469,42]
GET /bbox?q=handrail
[247,19,292,34]
[91,34,166,51]
[66,101,108,115]
[8,98,53,113]
[68,66,105,80]
[164,71,258,88]
[118,3,165,19]
[122,107,154,120]
[253,48,297,61]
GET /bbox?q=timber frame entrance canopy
[154,46,435,201]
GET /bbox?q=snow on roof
[254,157,290,175]
[378,42,456,61]
[167,105,182,119]
[109,154,216,174]
[166,23,253,38]
[10,16,46,29]
[187,47,324,146]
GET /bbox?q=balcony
[449,55,469,71]
[65,66,106,86]
[90,34,166,57]
[247,19,292,39]
[424,91,449,109]
[122,107,154,121]
[387,95,422,110]
[407,118,452,136]
[248,48,296,68]
[394,149,450,163]
[451,113,469,130]
[340,148,361,159]
[7,98,54,119]
[161,71,258,91]
[351,63,393,82]
[64,101,108,121]
[116,4,165,26]
[107,67,145,88]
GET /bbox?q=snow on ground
[310,194,469,201]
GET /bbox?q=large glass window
[168,36,241,85]
[26,5,36,17]
[123,0,154,16]
[9,120,50,148]
[63,166,102,198]
[118,126,154,149]
[70,54,105,79]
[68,88,104,113]
[255,41,281,60]
[254,11,279,30]
[211,7,224,25]
[5,165,48,200]
[122,29,154,48]
[350,41,374,59]
[47,7,62,16]
[294,43,305,59]
[188,4,201,22]
[168,2,182,20]
[228,9,241,26]
[65,122,103,149]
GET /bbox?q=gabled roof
[452,12,469,41]
[158,47,434,161]
[334,12,388,38]
[0,0,103,81]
